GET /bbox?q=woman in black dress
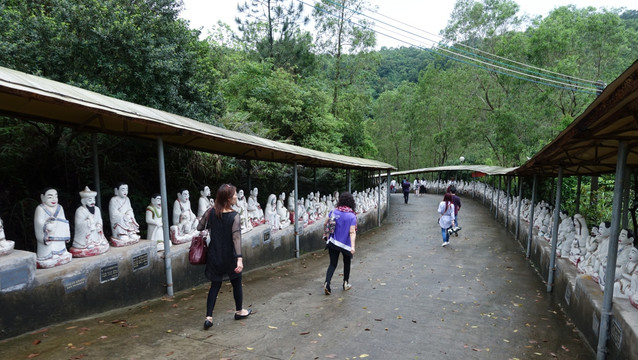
[198,184,252,330]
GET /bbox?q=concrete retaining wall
[0,204,387,340]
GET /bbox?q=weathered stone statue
[109,183,141,246]
[170,210,199,245]
[197,185,213,219]
[232,189,252,233]
[247,187,265,226]
[569,214,588,266]
[264,194,281,231]
[614,242,638,299]
[69,187,109,257]
[145,194,164,251]
[276,192,291,228]
[172,188,197,230]
[34,188,72,268]
[0,216,15,256]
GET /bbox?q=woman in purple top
[323,192,357,295]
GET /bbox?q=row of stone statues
[1,183,385,270]
[466,180,638,310]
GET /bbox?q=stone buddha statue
[247,187,265,226]
[145,194,165,251]
[172,188,197,229]
[591,221,612,281]
[614,242,638,298]
[170,211,199,245]
[232,189,252,233]
[569,214,588,265]
[601,229,636,290]
[287,190,296,212]
[34,188,72,268]
[264,194,281,231]
[197,185,213,219]
[69,187,110,257]
[277,192,291,228]
[108,182,141,246]
[0,216,15,256]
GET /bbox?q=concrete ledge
[0,203,386,340]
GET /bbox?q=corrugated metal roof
[386,165,517,177]
[510,59,638,177]
[0,66,395,171]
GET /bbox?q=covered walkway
[0,193,594,359]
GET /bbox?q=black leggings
[206,276,243,317]
[325,243,353,286]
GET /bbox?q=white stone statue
[34,188,72,268]
[172,188,197,230]
[70,187,109,257]
[557,213,575,257]
[305,192,317,223]
[297,198,309,226]
[287,190,296,212]
[109,183,141,246]
[614,242,638,299]
[170,210,199,245]
[145,193,164,251]
[247,187,265,226]
[591,221,612,283]
[0,216,15,256]
[569,214,588,266]
[578,226,600,274]
[264,194,281,231]
[232,189,252,233]
[277,192,291,228]
[197,185,213,219]
[600,229,636,289]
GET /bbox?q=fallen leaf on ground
[32,339,41,345]
[27,353,40,358]
[268,326,278,329]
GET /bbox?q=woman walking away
[197,184,252,330]
[438,192,456,247]
[323,192,357,295]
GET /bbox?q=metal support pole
[516,176,523,240]
[157,138,173,297]
[293,162,300,259]
[526,175,537,258]
[386,170,391,215]
[347,169,351,194]
[547,167,563,293]
[314,168,317,192]
[92,134,102,209]
[505,176,511,229]
[622,169,630,229]
[495,176,501,220]
[377,170,381,227]
[490,177,495,211]
[483,177,487,206]
[597,141,629,360]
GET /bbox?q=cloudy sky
[179,0,636,48]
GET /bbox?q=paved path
[0,193,595,359]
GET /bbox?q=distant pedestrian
[390,178,397,193]
[323,192,357,295]
[197,184,252,330]
[450,186,461,230]
[437,192,456,247]
[413,178,420,197]
[401,178,411,204]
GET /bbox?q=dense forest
[1,0,637,250]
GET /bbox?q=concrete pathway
[0,193,595,359]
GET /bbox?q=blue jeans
[454,215,459,228]
[441,227,450,243]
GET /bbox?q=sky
[179,0,636,49]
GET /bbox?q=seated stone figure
[170,211,199,245]
[578,226,600,274]
[197,185,213,220]
[557,214,575,257]
[70,187,110,257]
[264,194,281,231]
[0,216,15,256]
[287,190,296,212]
[247,187,265,226]
[599,229,635,289]
[569,214,589,266]
[232,189,252,233]
[145,194,165,251]
[614,242,638,299]
[109,183,141,246]
[277,192,291,228]
[297,198,309,226]
[590,221,612,283]
[172,188,198,230]
[34,188,72,268]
